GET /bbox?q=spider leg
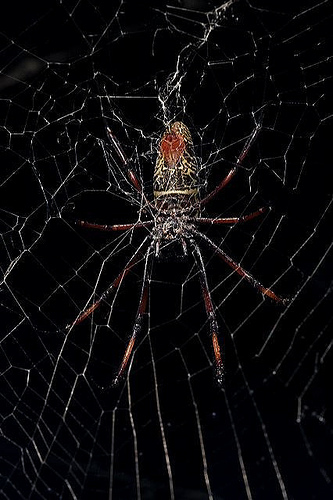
[113,245,154,386]
[76,220,153,232]
[200,122,261,206]
[194,230,287,304]
[107,127,143,194]
[107,127,155,215]
[181,237,188,257]
[194,207,267,226]
[191,240,224,385]
[67,235,150,328]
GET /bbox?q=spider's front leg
[67,235,150,328]
[113,244,154,386]
[195,230,288,304]
[191,240,224,385]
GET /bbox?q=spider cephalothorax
[71,121,287,385]
[153,214,194,241]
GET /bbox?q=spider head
[154,212,192,239]
[152,212,193,261]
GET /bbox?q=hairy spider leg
[106,127,143,194]
[200,122,262,206]
[194,230,288,304]
[113,245,154,386]
[191,241,224,385]
[192,207,268,226]
[106,127,155,215]
[68,235,150,328]
[76,220,153,232]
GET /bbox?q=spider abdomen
[153,121,199,211]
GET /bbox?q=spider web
[1,0,332,498]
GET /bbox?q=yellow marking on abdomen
[154,188,198,197]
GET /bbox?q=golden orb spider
[69,121,287,385]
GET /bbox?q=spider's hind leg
[200,121,262,207]
[106,127,143,194]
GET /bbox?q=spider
[69,121,287,386]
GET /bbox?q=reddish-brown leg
[107,127,143,194]
[106,127,155,214]
[200,123,261,206]
[76,220,153,232]
[191,240,224,385]
[194,207,267,226]
[113,247,154,386]
[195,230,288,304]
[67,235,150,328]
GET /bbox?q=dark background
[0,1,332,498]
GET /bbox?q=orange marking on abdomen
[160,133,186,166]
